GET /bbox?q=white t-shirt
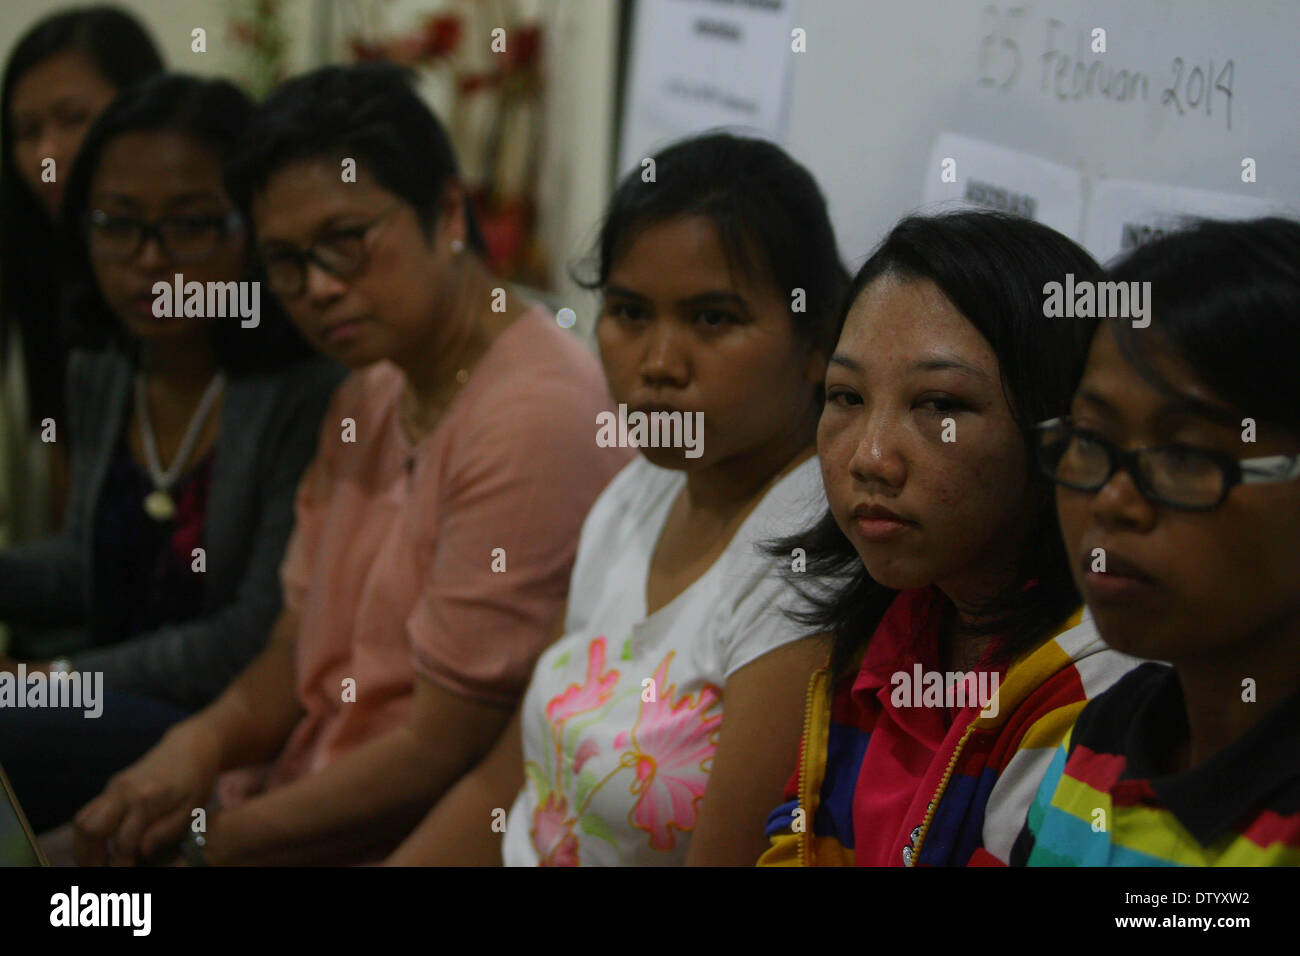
[502,455,824,866]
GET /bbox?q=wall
[618,0,1300,269]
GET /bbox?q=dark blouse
[91,432,215,646]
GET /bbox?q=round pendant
[144,489,177,522]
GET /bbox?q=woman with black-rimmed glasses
[1015,217,1300,867]
[71,64,628,867]
[0,74,342,835]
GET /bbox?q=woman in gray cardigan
[0,75,342,831]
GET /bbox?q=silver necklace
[135,371,225,522]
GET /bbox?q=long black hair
[1107,217,1300,437]
[777,210,1103,678]
[574,132,849,361]
[61,73,312,376]
[0,5,163,426]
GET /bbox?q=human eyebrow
[828,353,864,373]
[257,214,364,250]
[678,290,748,310]
[1074,387,1239,436]
[90,193,140,209]
[316,210,382,233]
[602,284,649,302]
[161,191,227,211]
[908,356,991,381]
[1150,396,1241,432]
[50,97,93,112]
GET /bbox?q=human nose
[1086,456,1158,533]
[302,256,348,305]
[41,125,86,182]
[35,128,61,171]
[638,320,689,388]
[133,227,173,272]
[846,406,908,489]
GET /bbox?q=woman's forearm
[191,609,304,772]
[202,675,515,865]
[205,722,459,865]
[388,707,525,866]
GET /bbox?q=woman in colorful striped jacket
[758,211,1142,867]
[1015,217,1300,867]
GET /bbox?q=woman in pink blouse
[72,64,629,865]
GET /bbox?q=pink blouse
[220,307,632,802]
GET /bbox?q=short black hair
[227,62,486,254]
[773,210,1103,678]
[1,4,164,426]
[574,131,849,356]
[1107,217,1300,437]
[61,73,312,376]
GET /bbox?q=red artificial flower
[458,72,499,95]
[508,24,542,69]
[422,14,462,58]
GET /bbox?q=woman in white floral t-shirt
[388,133,848,865]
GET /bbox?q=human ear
[435,180,468,249]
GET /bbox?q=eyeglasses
[257,207,398,298]
[85,209,243,263]
[1034,416,1300,511]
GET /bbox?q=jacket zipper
[901,610,1082,866]
[796,665,823,866]
[906,720,978,866]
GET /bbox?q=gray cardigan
[0,347,343,708]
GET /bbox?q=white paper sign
[920,132,1086,241]
[618,0,799,172]
[1083,178,1283,264]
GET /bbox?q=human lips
[321,317,367,344]
[128,290,165,321]
[1079,545,1162,604]
[632,400,691,416]
[850,502,918,541]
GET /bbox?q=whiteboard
[618,0,1300,268]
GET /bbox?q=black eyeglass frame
[84,208,245,264]
[256,205,400,299]
[1034,416,1300,511]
